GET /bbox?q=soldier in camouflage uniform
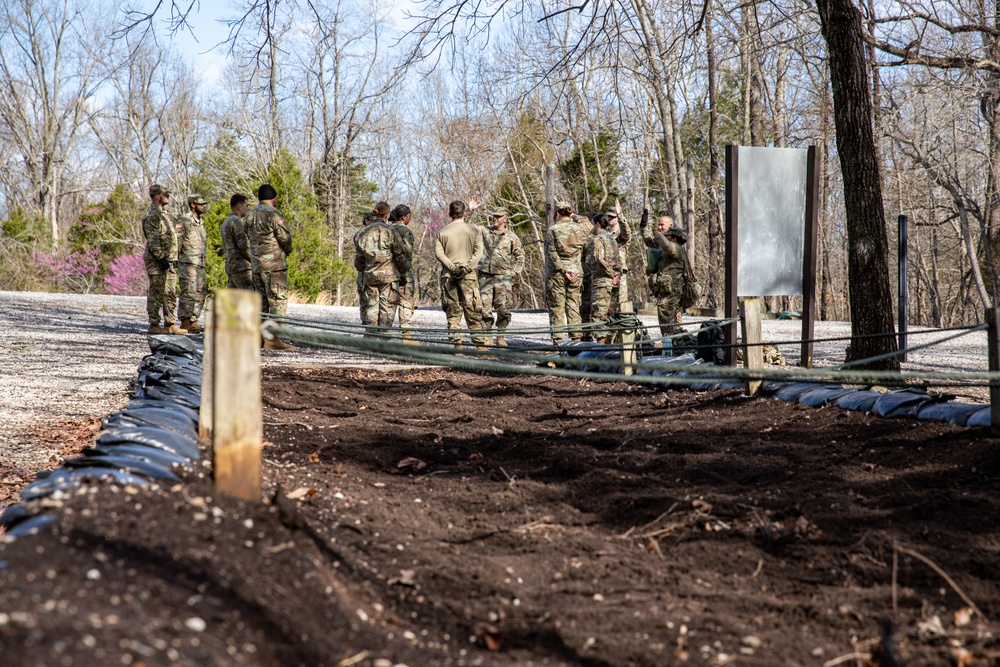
[545,201,591,344]
[353,213,376,325]
[584,214,622,344]
[354,202,409,334]
[221,193,253,290]
[581,206,631,340]
[142,184,187,335]
[435,200,487,347]
[175,194,208,333]
[388,204,417,339]
[641,211,687,337]
[477,207,524,347]
[246,183,295,350]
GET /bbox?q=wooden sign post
[198,300,213,443]
[987,308,1000,437]
[740,297,764,396]
[211,289,263,500]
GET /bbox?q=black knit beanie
[258,184,278,201]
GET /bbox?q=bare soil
[2,366,999,666]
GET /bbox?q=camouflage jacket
[354,220,408,286]
[435,219,484,278]
[390,222,415,282]
[246,204,292,273]
[141,204,177,273]
[221,214,251,275]
[478,226,524,276]
[585,229,622,287]
[546,215,591,276]
[651,232,686,281]
[175,212,207,266]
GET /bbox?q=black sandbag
[143,379,201,403]
[0,504,33,528]
[20,468,152,500]
[104,408,197,436]
[772,383,818,402]
[873,389,934,418]
[97,425,200,459]
[140,353,201,374]
[5,514,57,538]
[558,341,608,356]
[88,444,194,470]
[136,384,199,409]
[916,401,987,426]
[836,390,882,412]
[148,335,199,356]
[64,454,180,482]
[139,368,202,389]
[19,470,76,499]
[798,385,861,408]
[125,399,200,424]
[967,407,991,428]
[637,353,702,377]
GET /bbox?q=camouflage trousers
[227,269,254,291]
[357,276,369,325]
[546,272,583,342]
[146,269,178,326]
[655,292,683,338]
[389,275,415,335]
[441,275,486,345]
[478,273,514,333]
[177,263,207,322]
[589,282,614,343]
[362,281,397,333]
[254,270,288,317]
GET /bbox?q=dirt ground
[2,366,1000,667]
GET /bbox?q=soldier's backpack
[358,224,391,265]
[645,247,663,275]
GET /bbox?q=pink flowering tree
[105,249,147,295]
[32,247,102,294]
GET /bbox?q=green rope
[836,324,988,370]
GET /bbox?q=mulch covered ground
[2,366,999,666]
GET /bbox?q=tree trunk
[817,0,899,370]
[705,0,723,309]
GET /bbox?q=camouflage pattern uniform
[646,229,686,337]
[176,211,207,323]
[477,225,524,335]
[246,203,293,316]
[142,203,178,327]
[545,215,591,343]
[221,213,254,290]
[389,221,416,334]
[582,217,631,338]
[435,218,486,345]
[584,228,622,343]
[354,220,408,333]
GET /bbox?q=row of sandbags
[0,336,203,540]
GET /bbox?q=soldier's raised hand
[639,208,649,230]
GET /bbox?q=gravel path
[1,290,992,488]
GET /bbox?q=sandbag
[915,401,987,426]
[872,389,934,418]
[87,444,194,470]
[966,407,991,428]
[772,383,819,402]
[798,385,862,408]
[836,390,882,412]
[64,454,180,482]
[97,425,200,460]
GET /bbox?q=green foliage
[202,199,232,295]
[559,130,622,215]
[68,185,143,273]
[2,208,48,244]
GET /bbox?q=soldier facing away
[245,183,295,350]
[435,200,487,347]
[545,200,591,344]
[584,214,622,344]
[175,194,208,333]
[354,202,409,334]
[221,193,253,290]
[477,206,524,347]
[388,204,417,340]
[142,184,187,336]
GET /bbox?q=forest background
[1,0,997,330]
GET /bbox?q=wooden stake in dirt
[211,289,263,500]
[620,301,637,376]
[198,299,213,443]
[740,297,764,396]
[987,307,1000,437]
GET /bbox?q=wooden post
[741,297,763,396]
[212,289,263,500]
[724,145,739,367]
[987,308,1000,437]
[198,299,214,443]
[620,300,636,376]
[801,145,820,368]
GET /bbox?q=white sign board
[737,146,808,296]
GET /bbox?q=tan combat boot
[166,323,189,335]
[495,336,507,347]
[264,337,295,350]
[147,324,167,335]
[184,319,204,334]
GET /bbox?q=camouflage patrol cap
[666,226,687,242]
[490,207,510,217]
[603,210,619,219]
[149,183,171,197]
[188,194,207,205]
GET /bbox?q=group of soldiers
[142,183,296,350]
[142,181,690,350]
